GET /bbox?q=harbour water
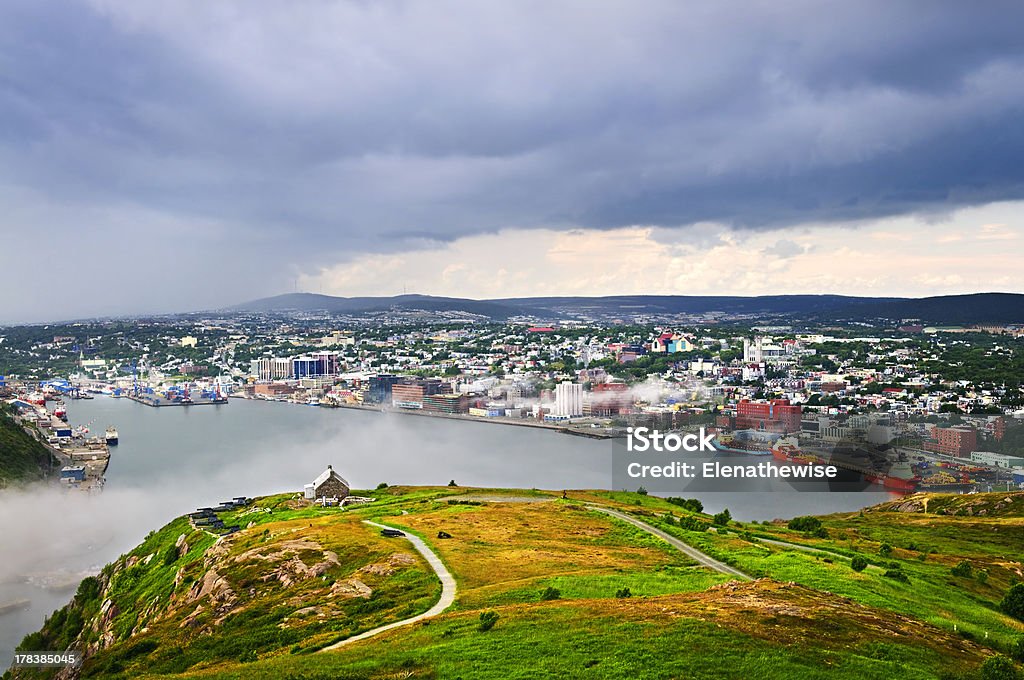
[0,397,895,665]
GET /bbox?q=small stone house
[304,465,350,501]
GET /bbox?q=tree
[1002,583,1024,622]
[878,543,893,557]
[712,509,732,526]
[980,656,1020,680]
[850,556,867,572]
[951,560,973,578]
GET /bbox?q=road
[588,505,752,581]
[321,519,457,651]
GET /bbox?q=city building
[927,426,978,458]
[734,399,802,433]
[292,352,339,379]
[584,382,630,416]
[554,381,584,417]
[251,357,293,381]
[366,374,401,404]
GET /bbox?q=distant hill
[231,292,1024,325]
[813,292,1024,325]
[0,405,54,485]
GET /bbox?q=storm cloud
[2,1,1024,319]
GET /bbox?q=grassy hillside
[9,488,1024,679]
[0,405,54,486]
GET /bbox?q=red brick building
[927,426,977,458]
[734,399,802,433]
[583,383,631,416]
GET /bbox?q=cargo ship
[770,437,824,465]
[713,432,773,455]
[53,403,68,420]
[770,437,919,491]
[864,460,919,492]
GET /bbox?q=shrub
[813,526,829,539]
[980,655,1020,680]
[851,556,868,572]
[636,486,648,496]
[712,509,732,526]
[615,587,632,598]
[1011,636,1024,662]
[162,545,179,566]
[677,515,706,532]
[477,611,499,632]
[1001,584,1024,622]
[878,543,893,557]
[883,568,909,583]
[667,497,703,513]
[788,516,822,533]
[375,482,389,490]
[539,587,561,601]
[448,480,458,487]
[951,560,973,578]
[978,570,989,585]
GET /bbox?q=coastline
[232,395,619,439]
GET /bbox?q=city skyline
[2,1,1024,322]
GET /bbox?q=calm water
[0,397,895,664]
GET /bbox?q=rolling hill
[230,291,1024,325]
[12,487,1024,679]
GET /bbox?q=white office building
[554,381,584,417]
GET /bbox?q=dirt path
[321,520,456,651]
[588,505,752,581]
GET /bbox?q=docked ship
[53,403,68,420]
[105,426,119,446]
[770,437,920,491]
[864,460,919,492]
[714,432,773,455]
[770,437,824,465]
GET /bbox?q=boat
[769,437,823,465]
[54,403,68,420]
[713,434,772,455]
[864,459,920,492]
[105,426,119,446]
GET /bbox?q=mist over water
[0,397,893,665]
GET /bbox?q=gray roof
[311,465,349,489]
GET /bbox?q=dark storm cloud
[1,0,1024,318]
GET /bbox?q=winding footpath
[321,520,457,651]
[588,505,752,581]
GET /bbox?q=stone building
[304,465,350,501]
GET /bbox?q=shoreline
[234,395,619,439]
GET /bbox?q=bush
[678,515,706,532]
[478,611,499,632]
[851,556,868,572]
[712,509,732,526]
[813,526,829,539]
[951,560,973,578]
[1011,636,1024,662]
[1001,583,1024,622]
[615,587,632,599]
[981,655,1020,680]
[375,482,389,490]
[883,568,909,583]
[788,516,822,533]
[978,570,989,585]
[636,486,648,496]
[878,543,893,557]
[448,480,458,487]
[539,587,561,601]
[667,497,703,513]
[162,545,179,566]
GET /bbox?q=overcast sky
[2,1,1024,322]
